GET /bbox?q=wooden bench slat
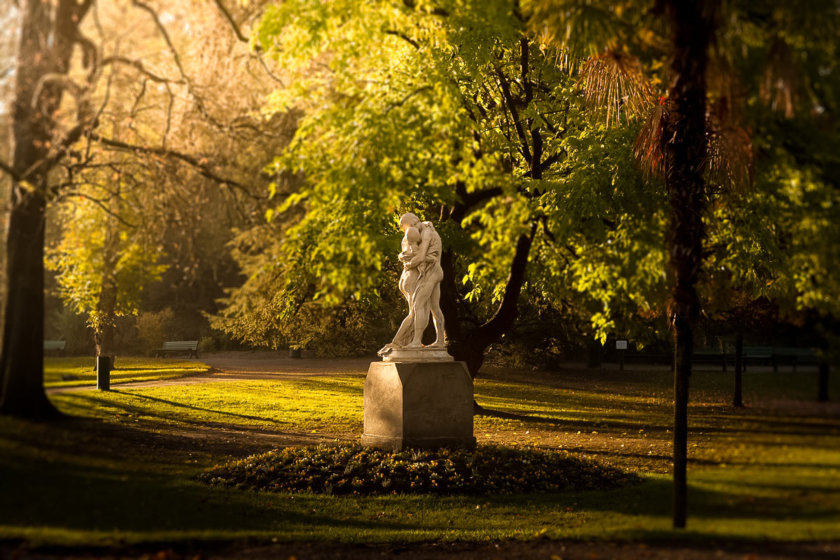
[157,340,199,358]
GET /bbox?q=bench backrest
[743,346,773,357]
[161,340,199,350]
[44,340,66,351]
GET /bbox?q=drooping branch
[89,133,262,198]
[212,0,249,43]
[101,55,181,84]
[384,29,419,49]
[60,190,138,228]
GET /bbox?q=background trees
[213,0,669,375]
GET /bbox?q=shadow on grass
[53,391,287,435]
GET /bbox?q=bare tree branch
[132,0,230,132]
[495,66,531,162]
[212,0,249,43]
[101,55,181,84]
[0,158,19,181]
[59,190,138,228]
[90,133,264,199]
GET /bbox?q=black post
[96,356,111,391]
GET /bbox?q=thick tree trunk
[733,330,744,407]
[0,0,90,418]
[661,0,715,530]
[446,226,536,379]
[0,190,56,417]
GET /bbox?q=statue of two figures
[378,213,451,361]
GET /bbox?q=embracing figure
[380,213,445,354]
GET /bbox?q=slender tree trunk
[817,361,829,402]
[95,190,121,359]
[0,0,90,418]
[733,330,744,407]
[661,0,716,530]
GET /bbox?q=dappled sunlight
[44,357,210,388]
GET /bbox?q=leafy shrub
[198,444,638,496]
[136,308,174,355]
[46,306,92,355]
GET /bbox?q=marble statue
[378,213,450,361]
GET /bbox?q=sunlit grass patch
[50,375,366,433]
[2,361,839,547]
[44,356,210,388]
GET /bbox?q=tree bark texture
[660,0,716,530]
[733,330,744,407]
[0,0,91,418]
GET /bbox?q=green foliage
[236,0,672,348]
[135,308,175,356]
[211,223,405,355]
[199,444,637,496]
[46,192,167,335]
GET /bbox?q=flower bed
[198,444,638,496]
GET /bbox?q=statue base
[377,344,454,362]
[361,361,475,451]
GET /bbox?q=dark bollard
[96,356,111,391]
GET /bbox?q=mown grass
[1,359,838,549]
[44,356,210,388]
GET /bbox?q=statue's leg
[391,311,415,347]
[430,283,445,347]
[407,269,441,348]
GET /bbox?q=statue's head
[398,212,420,231]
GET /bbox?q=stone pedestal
[361,361,475,450]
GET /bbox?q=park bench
[742,346,773,371]
[43,340,66,356]
[694,348,727,371]
[772,347,818,373]
[157,340,199,358]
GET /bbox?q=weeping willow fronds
[633,99,668,180]
[528,0,626,67]
[581,49,656,128]
[706,99,753,192]
[633,97,753,192]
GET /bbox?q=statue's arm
[405,235,430,270]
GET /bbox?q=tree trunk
[446,225,536,379]
[733,330,744,407]
[0,190,56,417]
[817,361,829,402]
[661,0,716,530]
[94,189,121,359]
[0,0,91,418]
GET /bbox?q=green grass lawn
[1,359,838,550]
[44,356,210,388]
